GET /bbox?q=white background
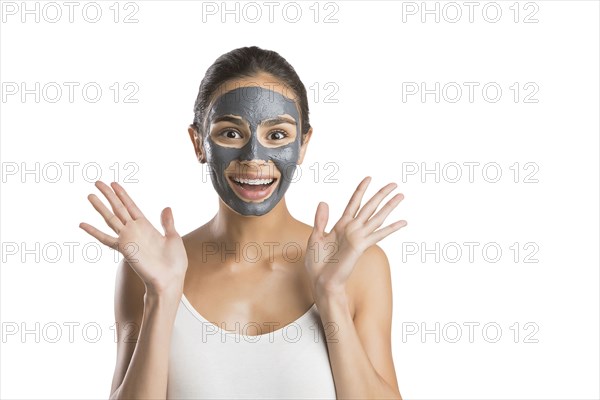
[1,1,599,399]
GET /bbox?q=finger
[369,220,407,243]
[340,176,371,219]
[79,222,119,249]
[364,193,404,232]
[87,193,124,234]
[161,207,179,237]
[111,182,145,220]
[312,202,329,238]
[355,182,398,223]
[95,181,132,224]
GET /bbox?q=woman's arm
[109,260,182,400]
[78,181,187,399]
[317,245,402,400]
[304,177,406,399]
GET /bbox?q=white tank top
[167,294,338,399]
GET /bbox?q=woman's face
[195,75,309,216]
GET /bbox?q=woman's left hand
[305,176,407,301]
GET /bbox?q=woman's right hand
[79,181,188,297]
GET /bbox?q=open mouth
[227,175,279,201]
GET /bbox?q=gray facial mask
[203,86,301,216]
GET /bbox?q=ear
[188,124,206,163]
[297,127,313,165]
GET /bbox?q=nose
[239,159,267,169]
[238,131,269,162]
[238,143,258,162]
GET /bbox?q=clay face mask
[203,86,301,216]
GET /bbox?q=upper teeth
[232,177,274,185]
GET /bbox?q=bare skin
[182,73,325,333]
[80,73,407,399]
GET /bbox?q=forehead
[208,86,299,123]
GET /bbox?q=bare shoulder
[346,244,393,316]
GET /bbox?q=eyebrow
[212,115,248,127]
[260,117,297,127]
[211,115,297,127]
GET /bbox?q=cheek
[269,146,300,176]
[205,139,247,173]
[204,137,225,160]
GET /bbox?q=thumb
[313,202,329,238]
[161,207,178,237]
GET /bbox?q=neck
[209,197,294,245]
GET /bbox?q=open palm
[79,181,188,295]
[305,177,407,297]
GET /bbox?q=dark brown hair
[191,46,311,142]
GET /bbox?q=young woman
[80,46,407,399]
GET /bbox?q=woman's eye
[220,129,242,139]
[268,130,288,140]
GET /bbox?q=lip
[227,175,279,202]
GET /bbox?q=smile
[227,175,279,202]
[231,177,276,186]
